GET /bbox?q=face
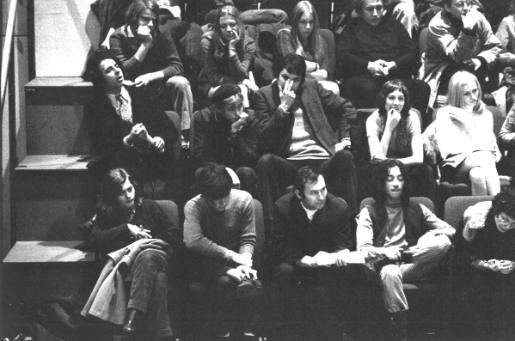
[362,0,384,26]
[207,194,230,212]
[219,14,238,42]
[385,89,405,113]
[297,12,314,40]
[221,96,244,123]
[385,166,404,202]
[277,69,302,93]
[138,8,156,33]
[98,58,124,89]
[117,178,136,210]
[297,175,327,211]
[495,212,515,233]
[461,82,479,110]
[445,0,473,19]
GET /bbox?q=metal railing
[1,0,18,111]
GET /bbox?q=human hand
[461,8,481,31]
[226,267,245,283]
[334,138,351,152]
[134,73,154,87]
[382,247,401,261]
[279,79,296,111]
[130,123,150,141]
[335,250,350,267]
[127,224,152,239]
[463,58,481,71]
[232,252,253,267]
[498,260,515,275]
[228,30,240,49]
[312,251,335,267]
[299,255,317,267]
[386,108,402,130]
[100,36,111,49]
[242,72,259,92]
[152,136,165,152]
[367,60,385,77]
[230,112,249,134]
[237,265,258,280]
[137,24,153,44]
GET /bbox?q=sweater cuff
[239,244,254,255]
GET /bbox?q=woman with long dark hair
[366,79,436,200]
[356,159,455,340]
[82,168,182,340]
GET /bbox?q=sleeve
[270,203,305,264]
[476,15,502,66]
[420,204,456,238]
[203,39,226,86]
[333,200,354,251]
[408,111,422,136]
[148,201,183,252]
[392,19,418,71]
[356,207,375,251]
[190,110,214,164]
[183,200,232,260]
[496,17,511,50]
[238,195,256,255]
[110,29,143,77]
[89,221,132,254]
[366,111,383,159]
[276,28,297,59]
[428,18,480,63]
[156,30,185,79]
[228,34,255,82]
[318,82,357,139]
[84,100,125,157]
[254,89,292,153]
[498,108,515,148]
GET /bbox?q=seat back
[443,196,493,230]
[360,196,435,213]
[319,28,336,80]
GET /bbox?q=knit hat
[212,84,241,104]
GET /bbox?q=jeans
[166,75,194,132]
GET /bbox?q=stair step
[25,77,93,105]
[3,240,96,263]
[16,154,98,172]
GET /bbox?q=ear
[294,189,302,200]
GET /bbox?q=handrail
[1,0,18,110]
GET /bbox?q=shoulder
[184,195,204,213]
[275,191,296,210]
[257,84,274,98]
[367,110,381,123]
[326,193,349,211]
[428,11,450,34]
[231,189,253,204]
[193,107,215,124]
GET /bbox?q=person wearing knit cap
[191,84,260,197]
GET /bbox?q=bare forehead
[305,175,326,191]
[98,58,117,71]
[299,12,314,21]
[364,0,383,8]
[388,166,402,177]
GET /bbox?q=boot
[389,310,408,341]
[122,308,141,335]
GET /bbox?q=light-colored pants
[166,75,193,132]
[380,233,451,313]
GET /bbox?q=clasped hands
[299,250,350,268]
[226,252,258,282]
[367,59,396,77]
[477,259,515,275]
[125,123,165,152]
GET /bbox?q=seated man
[183,163,262,338]
[356,159,455,340]
[461,193,515,340]
[110,0,193,143]
[337,0,430,117]
[191,84,260,195]
[268,166,355,340]
[85,49,178,184]
[422,0,501,106]
[255,53,358,221]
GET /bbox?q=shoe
[122,309,140,335]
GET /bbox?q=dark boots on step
[389,310,408,341]
[122,308,142,335]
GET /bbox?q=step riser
[14,172,97,241]
[26,104,92,155]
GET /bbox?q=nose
[372,8,379,16]
[147,20,154,28]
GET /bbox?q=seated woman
[85,49,178,184]
[366,80,436,201]
[198,5,256,101]
[81,168,182,340]
[356,159,455,340]
[276,1,340,94]
[425,71,501,196]
[461,193,515,340]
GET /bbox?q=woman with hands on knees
[366,80,436,200]
[198,4,257,103]
[461,192,515,340]
[82,168,182,341]
[425,71,501,196]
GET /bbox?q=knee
[273,262,296,284]
[135,249,167,269]
[430,235,452,255]
[380,264,402,284]
[257,154,279,173]
[469,166,487,183]
[167,75,191,90]
[334,149,355,166]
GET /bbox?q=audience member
[461,192,515,340]
[267,166,356,340]
[90,0,133,49]
[422,0,501,106]
[191,84,260,195]
[203,0,288,26]
[276,1,339,94]
[109,0,193,139]
[81,168,182,340]
[255,53,358,222]
[356,159,455,341]
[366,80,436,200]
[183,164,262,339]
[338,0,430,116]
[198,5,256,99]
[85,49,178,184]
[498,102,515,179]
[424,71,501,195]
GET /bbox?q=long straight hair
[97,168,140,223]
[446,71,484,113]
[291,1,323,62]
